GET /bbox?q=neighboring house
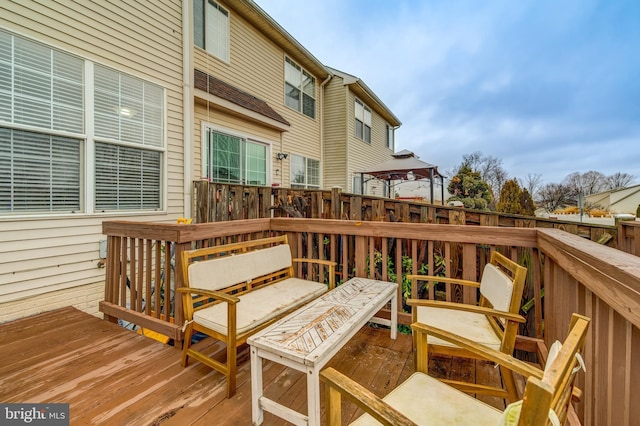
[585,184,640,215]
[0,0,402,322]
[191,0,331,190]
[324,67,401,196]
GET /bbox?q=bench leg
[226,343,237,398]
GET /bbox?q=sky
[257,0,640,185]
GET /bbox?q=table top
[248,277,397,367]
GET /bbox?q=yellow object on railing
[177,217,192,224]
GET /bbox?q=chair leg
[181,322,193,367]
[500,364,519,403]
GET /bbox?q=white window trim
[290,153,320,189]
[194,0,231,63]
[355,97,372,144]
[284,56,316,119]
[200,123,273,185]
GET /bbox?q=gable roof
[194,69,290,127]
[327,67,401,127]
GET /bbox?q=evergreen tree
[447,164,493,210]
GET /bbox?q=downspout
[182,0,194,219]
[319,73,332,190]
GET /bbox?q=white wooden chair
[321,313,590,425]
[406,251,527,402]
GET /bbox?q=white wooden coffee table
[249,277,397,425]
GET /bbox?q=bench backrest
[187,244,292,291]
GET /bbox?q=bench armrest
[406,299,526,323]
[411,322,543,380]
[176,287,240,304]
[292,258,337,289]
[320,367,417,426]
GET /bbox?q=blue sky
[257,0,640,185]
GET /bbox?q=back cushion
[188,244,293,291]
[479,263,514,312]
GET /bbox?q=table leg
[307,365,321,426]
[251,346,264,425]
[391,291,398,340]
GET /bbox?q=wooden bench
[177,235,336,398]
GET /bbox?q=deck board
[1,307,508,425]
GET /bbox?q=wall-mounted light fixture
[276,152,288,160]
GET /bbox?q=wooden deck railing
[618,219,640,255]
[101,217,640,424]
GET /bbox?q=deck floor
[1,307,506,425]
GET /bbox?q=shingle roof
[194,69,290,126]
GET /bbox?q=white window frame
[290,153,320,189]
[284,57,316,119]
[0,29,166,217]
[202,124,271,186]
[355,98,371,143]
[194,0,230,63]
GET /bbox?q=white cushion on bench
[351,372,502,425]
[193,278,327,335]
[188,244,293,291]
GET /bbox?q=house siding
[323,76,348,190]
[0,1,184,320]
[192,0,322,187]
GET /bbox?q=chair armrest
[406,299,526,323]
[176,287,240,304]
[407,274,480,288]
[320,367,417,426]
[411,322,543,380]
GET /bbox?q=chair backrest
[514,313,590,425]
[181,235,293,292]
[479,251,527,314]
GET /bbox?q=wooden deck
[1,307,507,425]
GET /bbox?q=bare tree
[538,182,570,213]
[461,151,509,201]
[605,172,635,190]
[519,173,542,200]
[563,171,607,204]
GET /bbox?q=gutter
[319,73,333,189]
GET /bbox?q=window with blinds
[0,29,165,215]
[285,57,316,119]
[290,154,319,189]
[355,98,371,143]
[0,30,84,214]
[193,0,230,62]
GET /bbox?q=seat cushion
[416,306,501,350]
[350,372,503,425]
[193,278,327,335]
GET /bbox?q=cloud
[258,0,640,185]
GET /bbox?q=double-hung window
[386,124,394,150]
[0,29,165,215]
[355,98,371,143]
[204,127,267,185]
[290,154,319,189]
[284,57,315,118]
[94,65,164,211]
[194,0,230,62]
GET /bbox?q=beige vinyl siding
[0,1,184,318]
[346,92,394,196]
[323,77,348,190]
[193,0,322,187]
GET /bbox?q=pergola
[359,150,445,203]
